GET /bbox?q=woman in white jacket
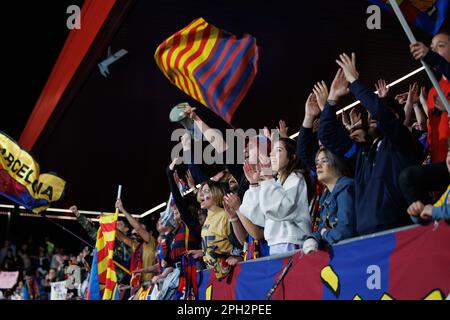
[240,137,315,255]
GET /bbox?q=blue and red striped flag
[154,17,259,124]
[368,0,449,35]
[87,211,119,300]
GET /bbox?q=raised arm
[223,193,248,246]
[318,69,354,158]
[115,200,151,243]
[297,87,325,173]
[184,106,228,153]
[337,53,412,146]
[410,42,450,79]
[69,206,98,241]
[116,229,134,249]
[166,160,199,232]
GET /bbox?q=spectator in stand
[41,268,57,300]
[0,240,16,264]
[319,54,419,235]
[241,137,315,255]
[407,137,450,222]
[399,31,450,213]
[410,31,450,164]
[1,248,18,271]
[65,254,81,299]
[69,205,132,287]
[394,82,428,162]
[17,244,31,274]
[312,147,356,246]
[187,180,242,280]
[296,83,330,233]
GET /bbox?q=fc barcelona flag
[0,131,65,213]
[368,0,449,35]
[154,17,259,124]
[87,211,120,300]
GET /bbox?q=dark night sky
[0,0,448,251]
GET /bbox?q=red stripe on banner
[388,222,450,299]
[183,25,213,83]
[271,250,329,300]
[156,18,201,74]
[208,36,251,111]
[222,42,258,122]
[197,34,233,85]
[100,221,117,233]
[97,246,109,262]
[98,270,107,283]
[18,0,117,150]
[205,264,243,300]
[156,39,170,73]
[165,32,184,90]
[174,22,207,101]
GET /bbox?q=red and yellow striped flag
[154,17,259,124]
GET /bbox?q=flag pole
[388,0,450,114]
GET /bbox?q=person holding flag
[115,199,157,298]
[86,187,121,300]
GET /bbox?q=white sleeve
[259,174,308,222]
[239,186,265,228]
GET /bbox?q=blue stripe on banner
[0,191,48,211]
[195,36,230,114]
[221,51,256,117]
[210,37,254,113]
[197,268,211,300]
[430,0,448,34]
[235,257,284,300]
[201,39,241,105]
[323,232,397,300]
[88,248,101,300]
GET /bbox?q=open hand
[336,53,359,83]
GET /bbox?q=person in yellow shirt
[187,180,242,280]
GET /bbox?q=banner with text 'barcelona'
[0,131,65,213]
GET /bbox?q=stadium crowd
[0,31,449,300]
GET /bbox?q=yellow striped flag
[87,210,119,300]
[154,17,259,124]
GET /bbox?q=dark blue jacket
[424,50,450,79]
[318,80,418,235]
[313,176,356,245]
[296,126,319,176]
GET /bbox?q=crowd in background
[1,31,449,300]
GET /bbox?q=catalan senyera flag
[0,131,65,213]
[87,210,119,300]
[368,0,449,35]
[154,17,259,124]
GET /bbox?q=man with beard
[318,54,419,236]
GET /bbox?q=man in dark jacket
[318,53,419,235]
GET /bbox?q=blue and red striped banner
[154,17,259,124]
[368,0,449,35]
[198,222,450,300]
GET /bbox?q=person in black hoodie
[318,53,419,235]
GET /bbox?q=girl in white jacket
[240,137,315,255]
